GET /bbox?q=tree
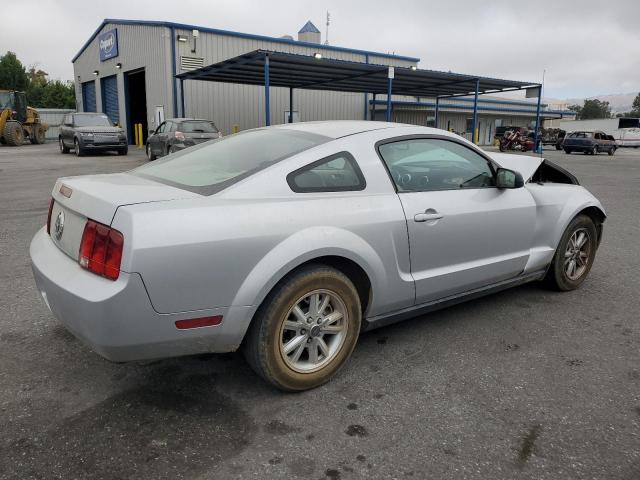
[578,99,611,120]
[568,104,582,118]
[630,92,640,117]
[40,80,75,109]
[0,51,28,91]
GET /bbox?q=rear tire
[59,137,70,153]
[3,121,24,146]
[592,145,598,155]
[564,148,572,154]
[544,214,598,291]
[243,264,361,391]
[117,147,128,156]
[608,147,616,156]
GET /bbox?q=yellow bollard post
[474,128,479,145]
[231,124,240,134]
[133,123,139,147]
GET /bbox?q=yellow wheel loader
[0,90,48,146]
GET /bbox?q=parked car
[31,121,605,391]
[59,112,127,156]
[146,118,221,160]
[562,130,616,155]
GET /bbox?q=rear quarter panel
[111,131,417,317]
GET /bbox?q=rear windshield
[180,121,218,133]
[133,128,329,195]
[74,114,112,127]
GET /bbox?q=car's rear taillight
[79,219,124,281]
[46,198,54,235]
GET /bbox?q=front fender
[231,226,389,319]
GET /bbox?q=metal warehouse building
[72,18,572,145]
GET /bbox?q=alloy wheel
[279,289,348,373]
[564,228,591,280]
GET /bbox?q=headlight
[80,132,94,137]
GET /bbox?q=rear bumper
[29,227,252,362]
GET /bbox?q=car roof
[164,117,212,122]
[271,120,417,139]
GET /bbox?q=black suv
[59,113,128,156]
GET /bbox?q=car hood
[75,126,124,134]
[485,152,544,181]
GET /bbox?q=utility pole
[324,11,330,45]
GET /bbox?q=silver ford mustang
[30,121,605,391]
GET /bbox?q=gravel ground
[0,142,638,480]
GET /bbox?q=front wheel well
[578,206,605,245]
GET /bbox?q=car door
[377,136,536,304]
[150,122,167,155]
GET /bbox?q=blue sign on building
[98,29,119,62]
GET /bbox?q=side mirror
[496,168,524,189]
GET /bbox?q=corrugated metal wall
[73,22,418,136]
[176,28,417,134]
[73,24,173,134]
[36,108,74,139]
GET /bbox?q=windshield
[74,114,112,127]
[0,92,13,109]
[133,128,329,195]
[180,121,218,133]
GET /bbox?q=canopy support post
[534,86,542,153]
[264,54,270,126]
[434,96,440,129]
[289,87,294,123]
[386,67,394,122]
[472,78,479,144]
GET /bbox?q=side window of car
[594,132,601,140]
[169,122,178,132]
[377,138,496,192]
[287,152,366,193]
[157,122,166,134]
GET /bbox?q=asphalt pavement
[0,141,638,480]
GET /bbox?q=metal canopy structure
[177,50,543,147]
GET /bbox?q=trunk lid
[49,173,199,261]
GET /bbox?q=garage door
[82,81,96,112]
[100,76,119,125]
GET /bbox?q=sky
[2,0,638,99]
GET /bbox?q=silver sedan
[30,121,605,391]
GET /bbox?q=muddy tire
[74,138,84,157]
[3,121,24,146]
[243,264,361,391]
[117,146,128,156]
[146,144,156,161]
[30,124,46,144]
[544,214,598,291]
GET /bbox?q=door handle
[414,209,443,223]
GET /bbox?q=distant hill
[546,92,638,114]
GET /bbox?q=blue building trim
[72,19,421,64]
[371,100,576,117]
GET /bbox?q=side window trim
[374,134,498,194]
[287,151,366,193]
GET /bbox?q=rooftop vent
[298,21,321,44]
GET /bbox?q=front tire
[117,146,128,156]
[146,143,156,161]
[74,138,84,157]
[243,265,361,391]
[564,148,572,154]
[30,124,46,144]
[608,147,616,156]
[591,145,598,155]
[544,214,598,291]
